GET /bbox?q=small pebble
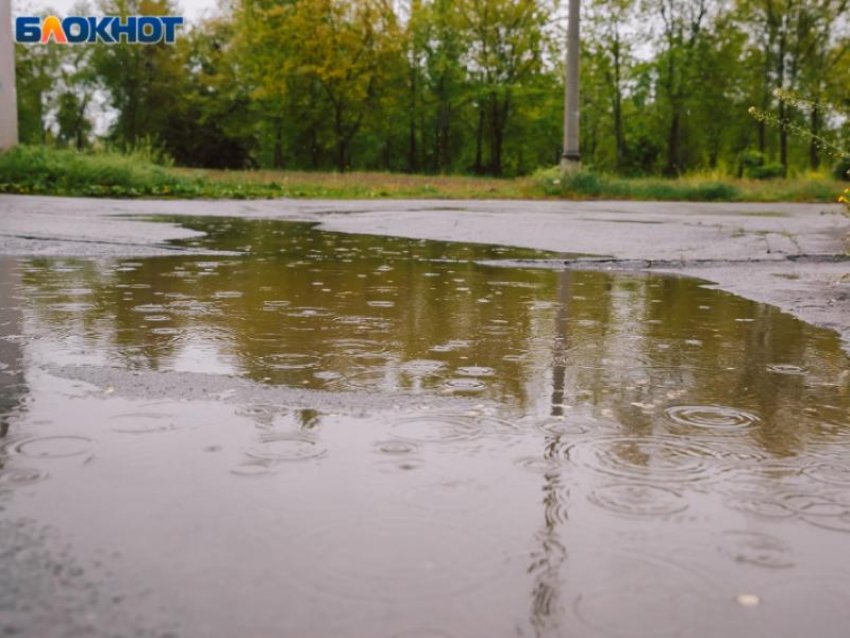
[736,593,760,607]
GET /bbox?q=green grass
[0,146,283,199]
[534,167,844,203]
[0,145,846,203]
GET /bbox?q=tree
[14,41,58,145]
[460,0,552,175]
[650,0,709,175]
[91,0,186,152]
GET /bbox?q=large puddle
[1,218,850,637]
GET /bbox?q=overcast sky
[12,0,220,21]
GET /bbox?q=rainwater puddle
[1,218,850,636]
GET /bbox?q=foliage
[8,0,850,181]
[750,89,850,211]
[748,163,786,181]
[0,145,195,197]
[834,157,850,182]
[535,167,741,201]
[0,146,282,198]
[737,150,783,180]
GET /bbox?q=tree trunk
[334,104,346,172]
[777,30,787,174]
[613,34,625,170]
[436,78,451,172]
[809,104,819,170]
[273,117,284,169]
[474,103,484,174]
[665,110,680,175]
[407,65,418,172]
[758,30,773,155]
[489,91,504,176]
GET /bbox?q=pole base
[560,155,581,176]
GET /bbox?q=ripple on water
[132,304,166,313]
[778,491,850,533]
[0,467,50,487]
[151,327,181,336]
[588,483,689,517]
[389,630,455,638]
[571,355,649,370]
[570,549,717,637]
[331,369,391,391]
[49,302,93,312]
[390,415,484,444]
[400,359,447,376]
[112,413,174,435]
[514,455,566,474]
[403,480,494,514]
[10,436,95,459]
[286,307,331,318]
[803,462,850,487]
[374,440,419,455]
[534,416,593,437]
[332,338,389,357]
[455,366,495,377]
[230,460,276,477]
[375,457,427,473]
[244,433,327,462]
[716,530,795,569]
[563,436,718,484]
[767,363,807,375]
[429,340,471,353]
[259,353,323,370]
[718,483,796,519]
[664,405,760,432]
[760,575,850,638]
[235,404,288,426]
[443,378,487,393]
[291,517,505,601]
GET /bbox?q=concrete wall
[0,0,18,150]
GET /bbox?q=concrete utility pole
[560,0,580,175]
[0,0,19,151]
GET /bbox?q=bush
[564,170,604,196]
[0,146,287,198]
[0,145,201,197]
[833,156,850,181]
[737,150,785,180]
[749,163,786,180]
[690,182,741,201]
[533,166,742,201]
[739,149,766,175]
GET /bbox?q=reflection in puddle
[1,219,850,636]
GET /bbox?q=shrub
[739,149,766,175]
[833,156,850,182]
[0,145,196,196]
[564,170,604,196]
[736,150,785,180]
[691,182,740,201]
[749,163,786,180]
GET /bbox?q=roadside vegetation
[0,145,846,203]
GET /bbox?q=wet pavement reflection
[1,218,850,637]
